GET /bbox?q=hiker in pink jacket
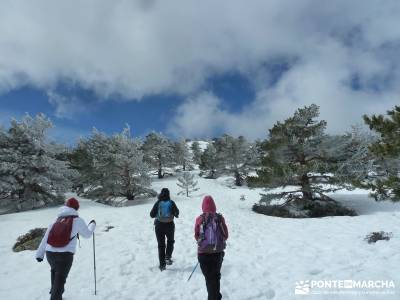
[194,195,228,300]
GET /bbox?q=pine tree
[362,106,400,201]
[177,171,199,197]
[68,143,94,194]
[173,139,192,171]
[75,129,111,193]
[106,126,152,201]
[190,141,202,165]
[251,104,354,213]
[0,114,76,211]
[214,135,258,186]
[75,127,154,203]
[142,132,174,178]
[332,126,377,188]
[199,142,219,178]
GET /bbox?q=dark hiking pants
[155,221,175,266]
[198,252,224,300]
[46,251,74,300]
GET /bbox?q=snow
[187,140,209,152]
[1,175,400,299]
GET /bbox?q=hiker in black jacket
[150,188,179,271]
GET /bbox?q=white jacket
[36,206,96,259]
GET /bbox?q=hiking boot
[165,257,173,265]
[159,264,166,271]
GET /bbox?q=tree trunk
[210,169,216,179]
[158,155,163,179]
[300,174,312,200]
[158,168,163,179]
[234,170,243,186]
[157,154,164,179]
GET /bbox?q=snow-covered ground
[1,175,399,300]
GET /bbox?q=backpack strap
[57,215,79,241]
[199,213,207,242]
[56,215,78,221]
[157,200,164,220]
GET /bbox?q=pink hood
[202,195,216,213]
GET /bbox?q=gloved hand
[36,258,43,262]
[89,219,96,225]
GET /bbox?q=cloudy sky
[0,0,399,143]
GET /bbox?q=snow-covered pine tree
[362,106,400,201]
[214,135,258,186]
[0,114,76,211]
[75,127,154,204]
[199,141,219,178]
[173,139,192,171]
[190,141,202,165]
[177,171,199,197]
[330,126,377,189]
[68,142,95,194]
[74,128,111,194]
[142,132,174,178]
[106,126,152,201]
[251,104,356,217]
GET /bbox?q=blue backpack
[157,200,173,222]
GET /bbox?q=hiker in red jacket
[194,195,228,300]
[36,197,96,300]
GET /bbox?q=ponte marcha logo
[294,279,396,296]
[295,280,310,295]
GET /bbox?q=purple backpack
[198,213,226,253]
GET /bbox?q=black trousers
[46,251,74,300]
[155,222,175,266]
[198,252,224,300]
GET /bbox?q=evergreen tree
[106,127,151,201]
[173,139,192,171]
[190,141,202,165]
[177,171,199,197]
[0,114,76,211]
[214,135,258,186]
[142,132,174,178]
[251,104,350,206]
[199,142,219,178]
[75,129,111,194]
[362,106,400,201]
[332,126,377,187]
[68,143,94,194]
[75,127,154,203]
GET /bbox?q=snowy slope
[1,175,400,300]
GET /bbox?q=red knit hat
[66,197,80,210]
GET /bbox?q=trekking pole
[93,233,97,295]
[187,262,199,282]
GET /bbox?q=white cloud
[47,91,86,119]
[167,92,227,138]
[1,0,400,137]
